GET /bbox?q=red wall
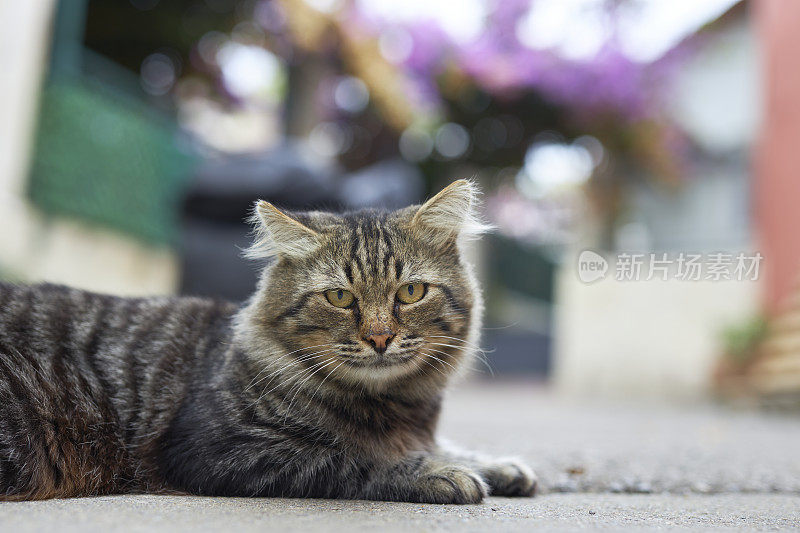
[754,0,800,314]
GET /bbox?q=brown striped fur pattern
[0,180,536,503]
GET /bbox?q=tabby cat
[0,180,536,503]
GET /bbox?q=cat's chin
[339,353,422,384]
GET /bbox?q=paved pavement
[2,493,798,532]
[438,382,800,495]
[2,381,799,532]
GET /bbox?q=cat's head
[240,180,489,391]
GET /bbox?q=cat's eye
[396,283,426,304]
[325,289,355,308]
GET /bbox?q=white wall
[0,1,54,199]
[670,18,761,155]
[553,259,760,398]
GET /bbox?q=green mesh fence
[28,77,194,246]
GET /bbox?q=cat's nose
[363,333,395,354]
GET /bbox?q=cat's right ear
[245,201,320,259]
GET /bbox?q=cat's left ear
[408,179,491,246]
[245,201,320,259]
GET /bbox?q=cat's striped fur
[0,180,536,503]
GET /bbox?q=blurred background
[1,0,799,406]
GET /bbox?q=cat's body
[0,181,536,503]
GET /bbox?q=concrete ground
[3,493,799,532]
[2,382,799,532]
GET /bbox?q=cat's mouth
[340,352,415,368]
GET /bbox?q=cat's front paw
[414,464,488,504]
[480,459,537,497]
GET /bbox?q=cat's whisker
[255,352,336,395]
[244,343,336,390]
[431,344,494,376]
[415,348,459,373]
[427,337,494,361]
[425,335,491,353]
[413,351,448,377]
[425,346,491,376]
[424,341,475,352]
[254,359,331,411]
[250,351,338,407]
[481,321,520,331]
[247,348,338,392]
[417,359,446,378]
[303,360,346,412]
[424,341,494,375]
[280,358,341,423]
[417,352,459,377]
